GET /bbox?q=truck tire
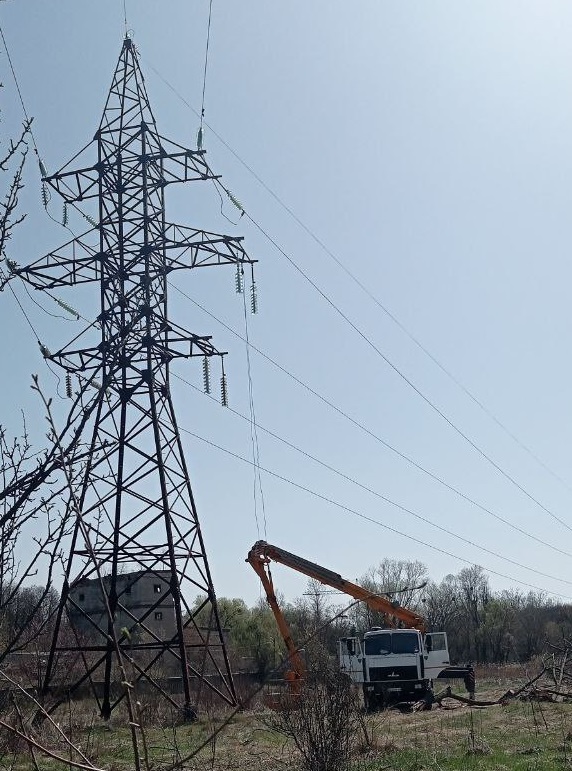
[363,690,384,712]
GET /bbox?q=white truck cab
[339,627,467,710]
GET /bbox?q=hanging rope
[242,283,268,539]
[197,0,214,150]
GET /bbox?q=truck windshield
[391,632,419,654]
[364,632,419,656]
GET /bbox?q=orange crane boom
[247,541,474,709]
[246,540,426,668]
[246,541,307,690]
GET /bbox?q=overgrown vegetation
[0,669,570,769]
[262,665,370,771]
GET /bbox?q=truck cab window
[427,632,447,651]
[391,632,419,654]
[364,633,391,655]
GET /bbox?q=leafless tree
[262,664,370,771]
[0,117,30,264]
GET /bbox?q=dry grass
[3,670,572,769]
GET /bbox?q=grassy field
[4,670,572,770]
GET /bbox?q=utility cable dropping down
[197,0,213,151]
[241,281,267,540]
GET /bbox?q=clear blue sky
[2,1,572,607]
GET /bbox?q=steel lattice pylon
[12,37,254,719]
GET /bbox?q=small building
[67,570,176,644]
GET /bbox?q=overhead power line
[238,207,572,536]
[178,424,572,602]
[12,264,568,575]
[170,284,572,560]
[173,370,572,584]
[144,57,572,530]
[4,29,570,585]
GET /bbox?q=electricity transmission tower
[10,36,254,719]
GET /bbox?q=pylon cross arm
[43,135,221,205]
[7,234,100,290]
[155,144,219,186]
[44,165,100,204]
[162,222,255,271]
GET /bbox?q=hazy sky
[2,1,572,607]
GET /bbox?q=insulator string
[202,356,211,394]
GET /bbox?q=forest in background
[190,558,571,677]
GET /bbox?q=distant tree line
[5,558,570,677]
[196,559,571,675]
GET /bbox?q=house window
[155,612,163,621]
[78,593,85,602]
[153,584,161,594]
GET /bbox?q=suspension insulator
[235,263,244,294]
[220,372,228,407]
[38,158,47,178]
[38,341,52,359]
[227,190,244,215]
[202,356,211,394]
[197,126,204,151]
[41,183,49,208]
[84,213,98,228]
[65,373,72,399]
[62,202,69,227]
[250,278,258,314]
[55,297,80,320]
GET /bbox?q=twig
[0,719,104,771]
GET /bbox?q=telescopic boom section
[246,543,306,688]
[247,540,426,634]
